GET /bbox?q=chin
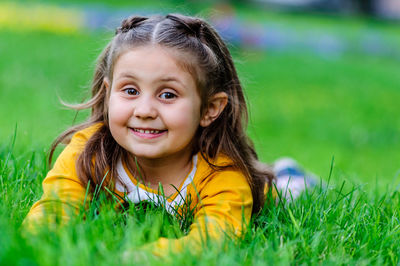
[130,150,164,160]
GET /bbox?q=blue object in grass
[273,157,318,200]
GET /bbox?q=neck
[126,149,194,195]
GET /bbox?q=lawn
[1,1,400,264]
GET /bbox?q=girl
[23,13,312,256]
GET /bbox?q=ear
[103,77,110,90]
[103,78,112,111]
[200,92,228,127]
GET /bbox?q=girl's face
[106,45,202,162]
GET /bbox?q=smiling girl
[23,14,313,256]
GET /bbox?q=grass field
[1,1,400,264]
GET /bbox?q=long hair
[49,14,274,214]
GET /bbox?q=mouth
[132,128,166,134]
[130,127,167,139]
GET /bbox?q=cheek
[108,94,131,126]
[167,102,201,132]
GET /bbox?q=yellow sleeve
[22,126,99,231]
[147,169,253,256]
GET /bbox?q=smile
[133,128,164,134]
[130,128,167,139]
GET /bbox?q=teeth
[134,128,161,134]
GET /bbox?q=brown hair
[49,14,274,214]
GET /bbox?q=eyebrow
[117,72,137,80]
[160,77,184,85]
[117,72,185,86]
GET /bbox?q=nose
[133,94,157,119]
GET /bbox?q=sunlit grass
[1,3,400,264]
[1,143,399,264]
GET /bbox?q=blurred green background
[1,0,399,187]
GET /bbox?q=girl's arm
[22,125,99,231]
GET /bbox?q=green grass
[239,50,400,185]
[1,144,399,264]
[1,2,400,264]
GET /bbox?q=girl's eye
[124,88,139,96]
[159,91,177,100]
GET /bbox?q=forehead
[114,45,188,76]
[113,44,203,87]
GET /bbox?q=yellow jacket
[23,123,253,256]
